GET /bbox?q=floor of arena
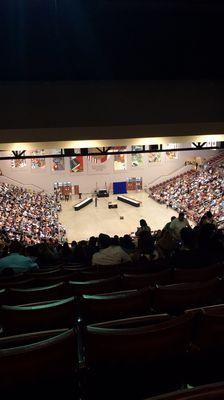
[59,191,181,242]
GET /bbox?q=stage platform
[59,191,180,242]
[117,195,141,207]
[73,197,93,211]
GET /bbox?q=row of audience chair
[1,261,223,289]
[2,306,224,398]
[1,262,224,397]
[81,306,224,398]
[0,276,223,322]
[0,298,224,399]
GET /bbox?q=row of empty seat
[1,275,224,321]
[2,306,224,398]
[1,261,223,287]
[1,261,224,398]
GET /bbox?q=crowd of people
[0,153,223,275]
[0,211,223,275]
[0,183,66,245]
[149,160,224,226]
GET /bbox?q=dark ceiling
[1,0,224,81]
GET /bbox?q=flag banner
[87,153,113,174]
[31,150,46,169]
[70,156,84,172]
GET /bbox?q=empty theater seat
[144,381,224,399]
[83,314,194,399]
[69,275,122,296]
[0,296,76,334]
[80,288,152,323]
[153,279,221,314]
[0,328,78,396]
[173,264,224,284]
[6,282,67,305]
[122,269,171,290]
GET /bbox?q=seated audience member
[92,233,131,266]
[70,240,77,255]
[153,229,162,241]
[60,241,74,264]
[25,244,38,262]
[86,236,98,263]
[0,239,6,258]
[72,240,89,264]
[0,240,38,274]
[35,242,61,267]
[71,240,77,248]
[111,236,120,246]
[0,182,66,244]
[169,212,191,240]
[198,223,224,265]
[150,160,224,225]
[171,227,201,268]
[200,210,216,226]
[120,234,136,254]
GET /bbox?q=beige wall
[0,148,217,194]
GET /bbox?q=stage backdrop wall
[0,147,218,193]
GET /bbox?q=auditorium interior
[1,0,224,397]
[0,79,223,399]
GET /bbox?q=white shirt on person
[92,245,131,266]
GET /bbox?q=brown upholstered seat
[143,381,224,399]
[153,279,221,314]
[0,296,76,334]
[7,282,67,304]
[0,328,78,396]
[69,275,121,296]
[81,287,152,323]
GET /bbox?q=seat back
[0,328,69,348]
[153,279,220,314]
[7,282,67,304]
[31,269,83,284]
[120,261,166,274]
[122,269,171,290]
[81,288,152,323]
[194,308,224,353]
[0,272,27,283]
[145,381,224,399]
[69,275,121,296]
[86,314,193,364]
[0,329,77,394]
[173,264,224,284]
[29,268,62,277]
[0,289,6,306]
[94,264,121,274]
[80,269,121,280]
[1,296,76,334]
[0,277,34,289]
[93,313,171,329]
